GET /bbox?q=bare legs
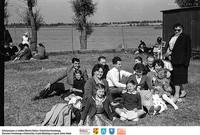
[115,108,145,121]
[162,94,178,110]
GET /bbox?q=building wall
[162,7,200,51]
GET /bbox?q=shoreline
[46,48,136,56]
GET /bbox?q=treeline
[6,20,162,28]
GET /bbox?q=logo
[79,128,90,135]
[101,128,106,135]
[93,128,99,135]
[117,128,126,135]
[109,128,115,135]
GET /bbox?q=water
[8,26,162,52]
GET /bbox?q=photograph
[2,0,200,128]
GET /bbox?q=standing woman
[165,23,191,102]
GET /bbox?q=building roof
[161,6,200,13]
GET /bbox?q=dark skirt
[171,65,188,85]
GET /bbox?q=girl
[115,80,145,121]
[78,83,113,126]
[151,59,178,110]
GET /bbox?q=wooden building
[161,7,200,53]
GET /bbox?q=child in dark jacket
[78,83,113,126]
[72,70,86,97]
[115,80,145,121]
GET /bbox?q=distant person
[22,32,30,45]
[135,40,147,54]
[165,23,191,103]
[13,43,32,61]
[153,37,166,59]
[106,56,132,101]
[97,56,109,79]
[9,43,19,60]
[32,43,47,60]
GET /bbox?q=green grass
[4,52,200,126]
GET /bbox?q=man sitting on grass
[106,56,132,101]
[33,57,88,100]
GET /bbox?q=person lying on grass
[114,80,146,121]
[151,59,178,110]
[33,57,88,100]
[78,83,114,126]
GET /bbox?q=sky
[7,0,178,24]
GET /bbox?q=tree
[4,0,9,25]
[175,0,200,7]
[23,0,41,52]
[71,0,97,50]
[21,8,44,32]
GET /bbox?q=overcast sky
[8,0,178,23]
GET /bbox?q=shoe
[179,90,187,98]
[32,96,41,101]
[148,106,154,115]
[120,117,126,121]
[154,106,161,115]
[133,118,139,121]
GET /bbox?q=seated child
[115,80,146,121]
[72,70,86,97]
[152,60,178,110]
[62,70,85,99]
[78,83,113,126]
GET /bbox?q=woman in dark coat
[165,23,191,102]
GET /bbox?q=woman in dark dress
[165,23,191,102]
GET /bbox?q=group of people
[135,36,166,60]
[33,23,191,126]
[3,31,47,62]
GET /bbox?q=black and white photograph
[1,0,200,129]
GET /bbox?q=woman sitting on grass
[150,59,178,110]
[115,80,146,121]
[78,83,113,126]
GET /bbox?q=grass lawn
[4,52,200,126]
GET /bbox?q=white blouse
[169,35,179,51]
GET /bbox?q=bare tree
[71,0,97,49]
[175,0,200,7]
[4,0,9,25]
[22,0,40,52]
